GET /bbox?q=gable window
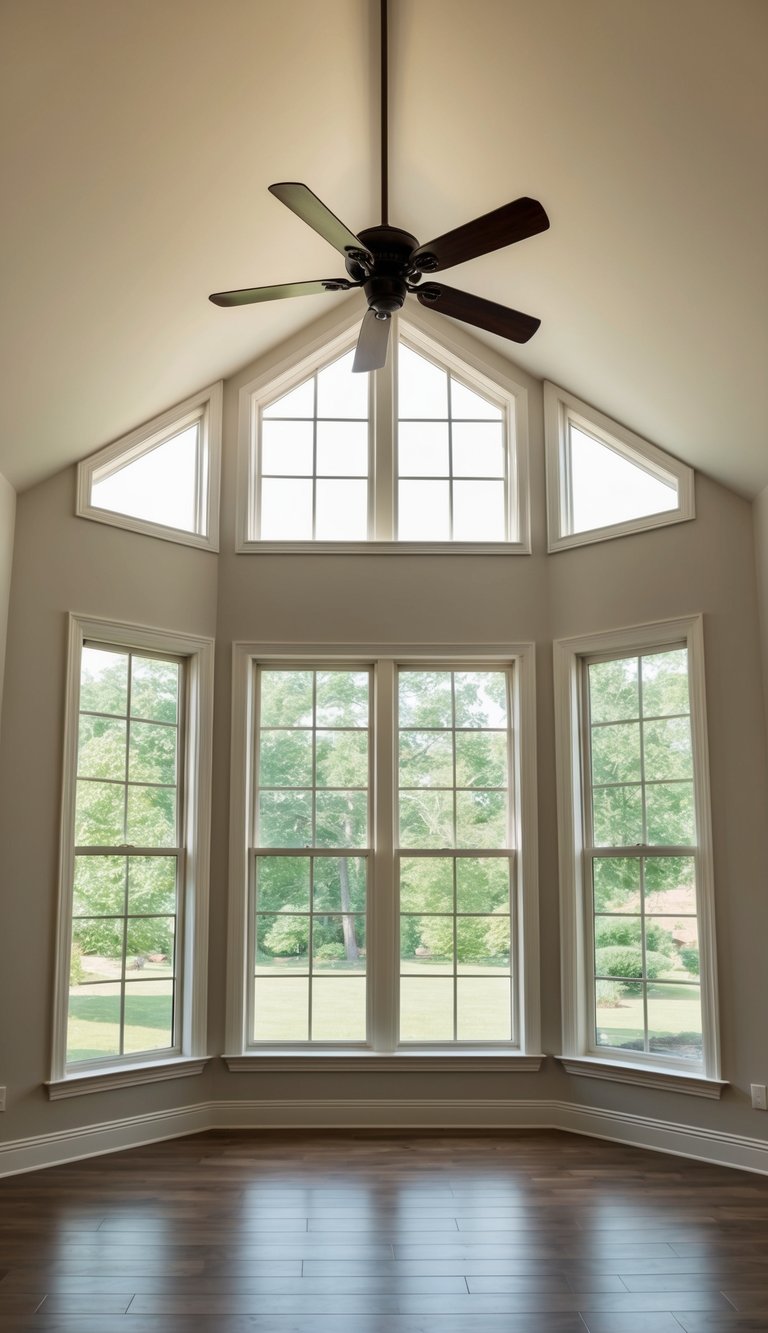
[77,383,222,550]
[226,644,541,1063]
[238,315,530,553]
[544,382,694,551]
[50,616,214,1096]
[554,617,722,1095]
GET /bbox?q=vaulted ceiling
[1,0,766,495]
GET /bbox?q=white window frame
[553,614,724,1098]
[225,640,543,1070]
[76,383,223,551]
[236,307,531,555]
[48,614,214,1098]
[544,381,694,552]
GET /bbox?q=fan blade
[269,182,371,263]
[415,283,541,343]
[353,310,392,372]
[209,279,351,307]
[412,198,549,274]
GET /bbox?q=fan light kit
[209,0,549,372]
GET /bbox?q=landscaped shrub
[263,909,309,956]
[315,942,346,961]
[595,945,670,981]
[680,946,699,975]
[594,919,674,956]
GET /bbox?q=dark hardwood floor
[1,1129,768,1331]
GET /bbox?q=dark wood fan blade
[415,283,541,343]
[412,198,549,274]
[209,279,351,307]
[269,183,371,262]
[352,310,392,372]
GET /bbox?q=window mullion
[371,660,397,1050]
[373,330,396,539]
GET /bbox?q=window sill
[555,1055,726,1099]
[46,1057,210,1100]
[236,541,531,556]
[224,1051,546,1072]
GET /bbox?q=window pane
[316,422,368,476]
[592,785,643,847]
[256,856,311,913]
[263,378,315,419]
[123,980,174,1053]
[452,481,505,540]
[647,983,702,1060]
[398,480,450,540]
[643,856,696,914]
[260,478,313,539]
[315,479,367,540]
[568,423,678,535]
[643,717,693,782]
[399,671,452,729]
[646,916,699,982]
[457,978,511,1039]
[73,855,126,917]
[455,790,507,848]
[126,786,177,847]
[127,856,177,915]
[316,670,369,728]
[456,858,509,913]
[316,351,368,418]
[258,790,313,848]
[126,918,174,977]
[399,730,453,788]
[91,424,199,534]
[594,914,643,955]
[261,420,313,476]
[259,730,313,788]
[73,918,124,982]
[595,982,644,1052]
[260,671,313,728]
[312,915,366,971]
[314,791,368,847]
[591,722,641,785]
[398,422,449,476]
[77,716,126,781]
[454,672,507,729]
[589,657,639,723]
[399,790,454,848]
[130,658,179,724]
[400,978,453,1040]
[402,916,454,972]
[455,732,507,789]
[456,917,510,973]
[80,647,128,717]
[75,780,124,846]
[312,856,366,912]
[452,423,505,477]
[642,649,689,716]
[398,344,448,418]
[256,914,309,972]
[312,978,366,1040]
[592,857,641,913]
[400,857,454,913]
[450,377,502,421]
[315,730,368,788]
[253,978,308,1040]
[128,721,177,786]
[645,782,695,845]
[67,983,121,1063]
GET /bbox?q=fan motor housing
[350,225,419,315]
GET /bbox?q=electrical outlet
[0,1087,5,1112]
[750,1084,768,1110]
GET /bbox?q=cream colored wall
[752,485,768,742]
[0,472,16,741]
[1,321,768,1153]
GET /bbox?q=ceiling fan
[209,0,549,373]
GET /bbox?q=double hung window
[229,647,539,1057]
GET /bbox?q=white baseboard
[2,1097,767,1177]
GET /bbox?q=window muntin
[255,351,371,541]
[397,669,514,1043]
[584,646,703,1063]
[250,667,371,1043]
[68,645,183,1066]
[397,344,508,542]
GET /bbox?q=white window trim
[553,614,723,1096]
[225,640,542,1067]
[48,614,215,1098]
[544,381,694,552]
[235,306,531,555]
[76,383,223,551]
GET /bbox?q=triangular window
[544,382,694,551]
[77,383,222,549]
